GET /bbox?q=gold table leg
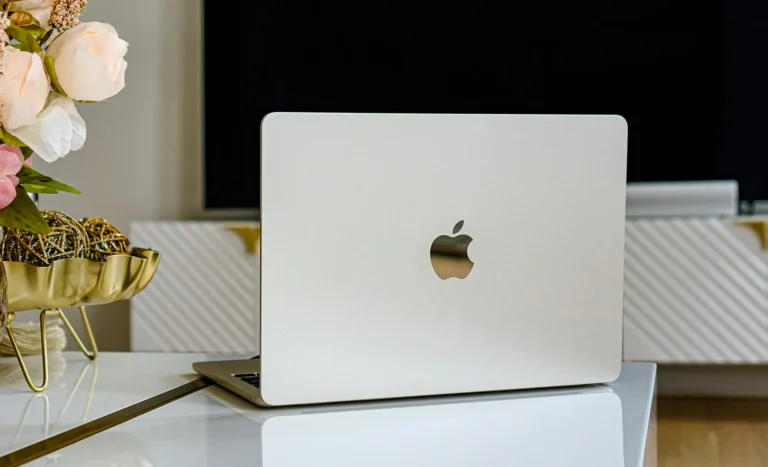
[6,306,99,392]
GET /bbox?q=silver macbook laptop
[194,112,629,407]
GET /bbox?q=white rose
[9,94,86,163]
[46,22,128,102]
[0,49,49,130]
[10,0,54,29]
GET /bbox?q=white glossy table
[0,352,237,459]
[0,354,656,467]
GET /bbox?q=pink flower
[0,145,25,209]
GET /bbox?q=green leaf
[7,25,42,53]
[44,56,67,97]
[1,132,27,147]
[0,186,50,234]
[17,166,81,194]
[22,24,46,40]
[20,147,33,159]
[22,184,59,194]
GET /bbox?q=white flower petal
[60,99,87,151]
[9,96,86,163]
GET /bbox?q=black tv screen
[204,0,768,210]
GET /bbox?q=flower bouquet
[0,0,128,361]
[0,0,127,234]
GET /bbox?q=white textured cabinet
[129,221,260,353]
[623,218,768,364]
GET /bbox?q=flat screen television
[203,0,768,212]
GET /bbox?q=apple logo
[430,220,474,280]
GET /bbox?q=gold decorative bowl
[6,248,161,312]
[2,248,161,392]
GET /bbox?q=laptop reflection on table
[209,384,625,467]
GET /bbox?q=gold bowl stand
[3,248,161,392]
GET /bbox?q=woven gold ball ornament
[2,211,89,266]
[80,217,130,261]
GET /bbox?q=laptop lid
[260,113,628,406]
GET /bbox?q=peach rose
[46,22,128,102]
[10,0,54,29]
[0,49,50,130]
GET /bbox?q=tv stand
[623,215,768,364]
[622,181,768,397]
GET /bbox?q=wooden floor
[658,398,768,467]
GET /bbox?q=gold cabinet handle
[225,223,261,255]
[736,219,768,251]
